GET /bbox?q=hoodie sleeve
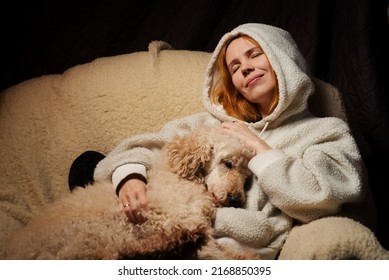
[93,112,219,183]
[213,206,293,249]
[251,117,364,223]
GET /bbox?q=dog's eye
[223,160,234,169]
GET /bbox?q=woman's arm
[93,112,220,222]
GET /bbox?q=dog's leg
[119,176,216,259]
[5,181,135,259]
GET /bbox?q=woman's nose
[241,64,254,77]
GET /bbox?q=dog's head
[166,127,253,208]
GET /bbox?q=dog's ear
[166,131,213,183]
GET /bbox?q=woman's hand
[118,178,150,223]
[220,122,271,155]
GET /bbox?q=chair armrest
[278,217,389,260]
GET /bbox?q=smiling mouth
[246,74,264,87]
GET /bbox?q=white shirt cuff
[111,163,147,190]
[248,149,286,175]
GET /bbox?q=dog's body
[5,128,257,260]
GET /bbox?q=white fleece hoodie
[94,23,373,259]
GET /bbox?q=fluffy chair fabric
[279,216,389,260]
[0,41,388,259]
[4,128,255,260]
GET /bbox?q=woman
[70,23,374,259]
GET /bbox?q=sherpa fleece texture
[0,36,387,259]
[93,24,379,258]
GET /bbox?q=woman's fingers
[220,122,271,154]
[122,200,146,223]
[118,179,149,223]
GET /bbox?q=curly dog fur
[5,127,257,260]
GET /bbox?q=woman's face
[225,37,277,112]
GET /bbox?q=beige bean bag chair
[1,41,388,260]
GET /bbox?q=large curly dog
[5,127,257,259]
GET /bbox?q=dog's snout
[227,193,242,208]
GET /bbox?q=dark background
[1,0,388,249]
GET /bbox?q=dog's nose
[227,193,242,208]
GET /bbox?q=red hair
[210,34,279,122]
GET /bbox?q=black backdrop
[1,0,388,249]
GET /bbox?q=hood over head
[202,23,314,129]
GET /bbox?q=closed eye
[230,63,240,74]
[223,160,234,169]
[251,51,262,58]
